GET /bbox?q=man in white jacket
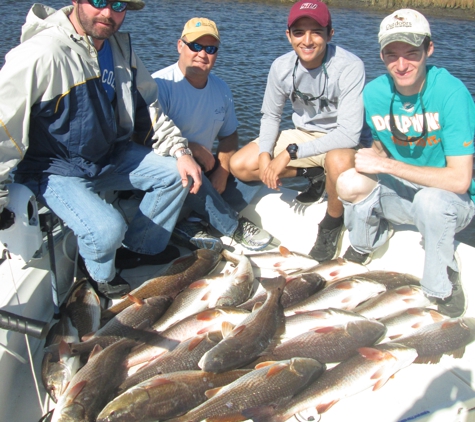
[0,0,202,299]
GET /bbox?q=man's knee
[230,144,257,178]
[336,168,377,203]
[325,149,356,176]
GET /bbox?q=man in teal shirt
[337,9,475,318]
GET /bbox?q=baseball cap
[122,0,145,11]
[379,9,431,50]
[181,18,220,42]
[287,0,331,29]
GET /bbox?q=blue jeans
[183,172,262,237]
[17,142,188,283]
[342,174,475,298]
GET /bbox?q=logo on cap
[300,3,318,9]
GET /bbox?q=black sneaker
[233,217,273,251]
[308,223,344,262]
[295,172,326,205]
[342,245,372,265]
[115,245,180,270]
[437,267,466,318]
[172,218,223,252]
[97,274,131,300]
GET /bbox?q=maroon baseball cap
[287,1,332,28]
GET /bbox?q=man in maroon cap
[230,0,369,262]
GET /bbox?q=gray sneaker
[233,217,273,251]
[172,218,223,252]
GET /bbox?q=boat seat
[0,183,44,262]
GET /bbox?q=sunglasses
[389,90,427,143]
[87,0,128,13]
[181,39,219,55]
[291,55,329,109]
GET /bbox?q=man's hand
[188,142,215,172]
[208,166,229,194]
[176,155,202,194]
[260,151,290,190]
[355,147,389,174]
[0,208,15,230]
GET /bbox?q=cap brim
[124,1,145,11]
[184,31,220,42]
[380,32,426,50]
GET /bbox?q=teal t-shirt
[364,65,475,202]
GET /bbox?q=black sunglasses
[181,39,219,55]
[291,55,329,109]
[87,0,128,13]
[389,90,427,143]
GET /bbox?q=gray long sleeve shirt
[259,44,369,159]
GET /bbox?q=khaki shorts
[252,128,326,168]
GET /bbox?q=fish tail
[259,276,286,293]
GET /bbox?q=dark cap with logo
[287,0,332,29]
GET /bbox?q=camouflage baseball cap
[122,0,145,11]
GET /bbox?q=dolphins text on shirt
[372,112,442,146]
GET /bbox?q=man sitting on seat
[0,0,202,299]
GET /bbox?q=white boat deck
[1,185,475,422]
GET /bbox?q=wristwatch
[174,148,193,159]
[286,143,298,160]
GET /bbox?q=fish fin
[65,380,87,404]
[407,308,425,316]
[314,326,337,334]
[188,335,206,351]
[414,355,442,364]
[397,286,414,295]
[335,281,354,290]
[127,294,145,306]
[429,309,446,322]
[205,386,224,399]
[450,346,466,359]
[57,340,72,360]
[229,324,246,337]
[221,321,237,337]
[388,334,403,340]
[373,377,391,391]
[255,361,278,369]
[196,309,223,321]
[252,302,264,312]
[266,362,289,377]
[278,245,291,257]
[81,332,95,342]
[358,347,392,361]
[316,400,338,414]
[189,279,211,289]
[88,344,103,360]
[201,291,211,301]
[145,377,175,388]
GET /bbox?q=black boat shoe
[115,245,180,270]
[437,267,466,318]
[97,274,131,300]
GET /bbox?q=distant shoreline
[325,0,475,20]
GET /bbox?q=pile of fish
[40,247,475,422]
